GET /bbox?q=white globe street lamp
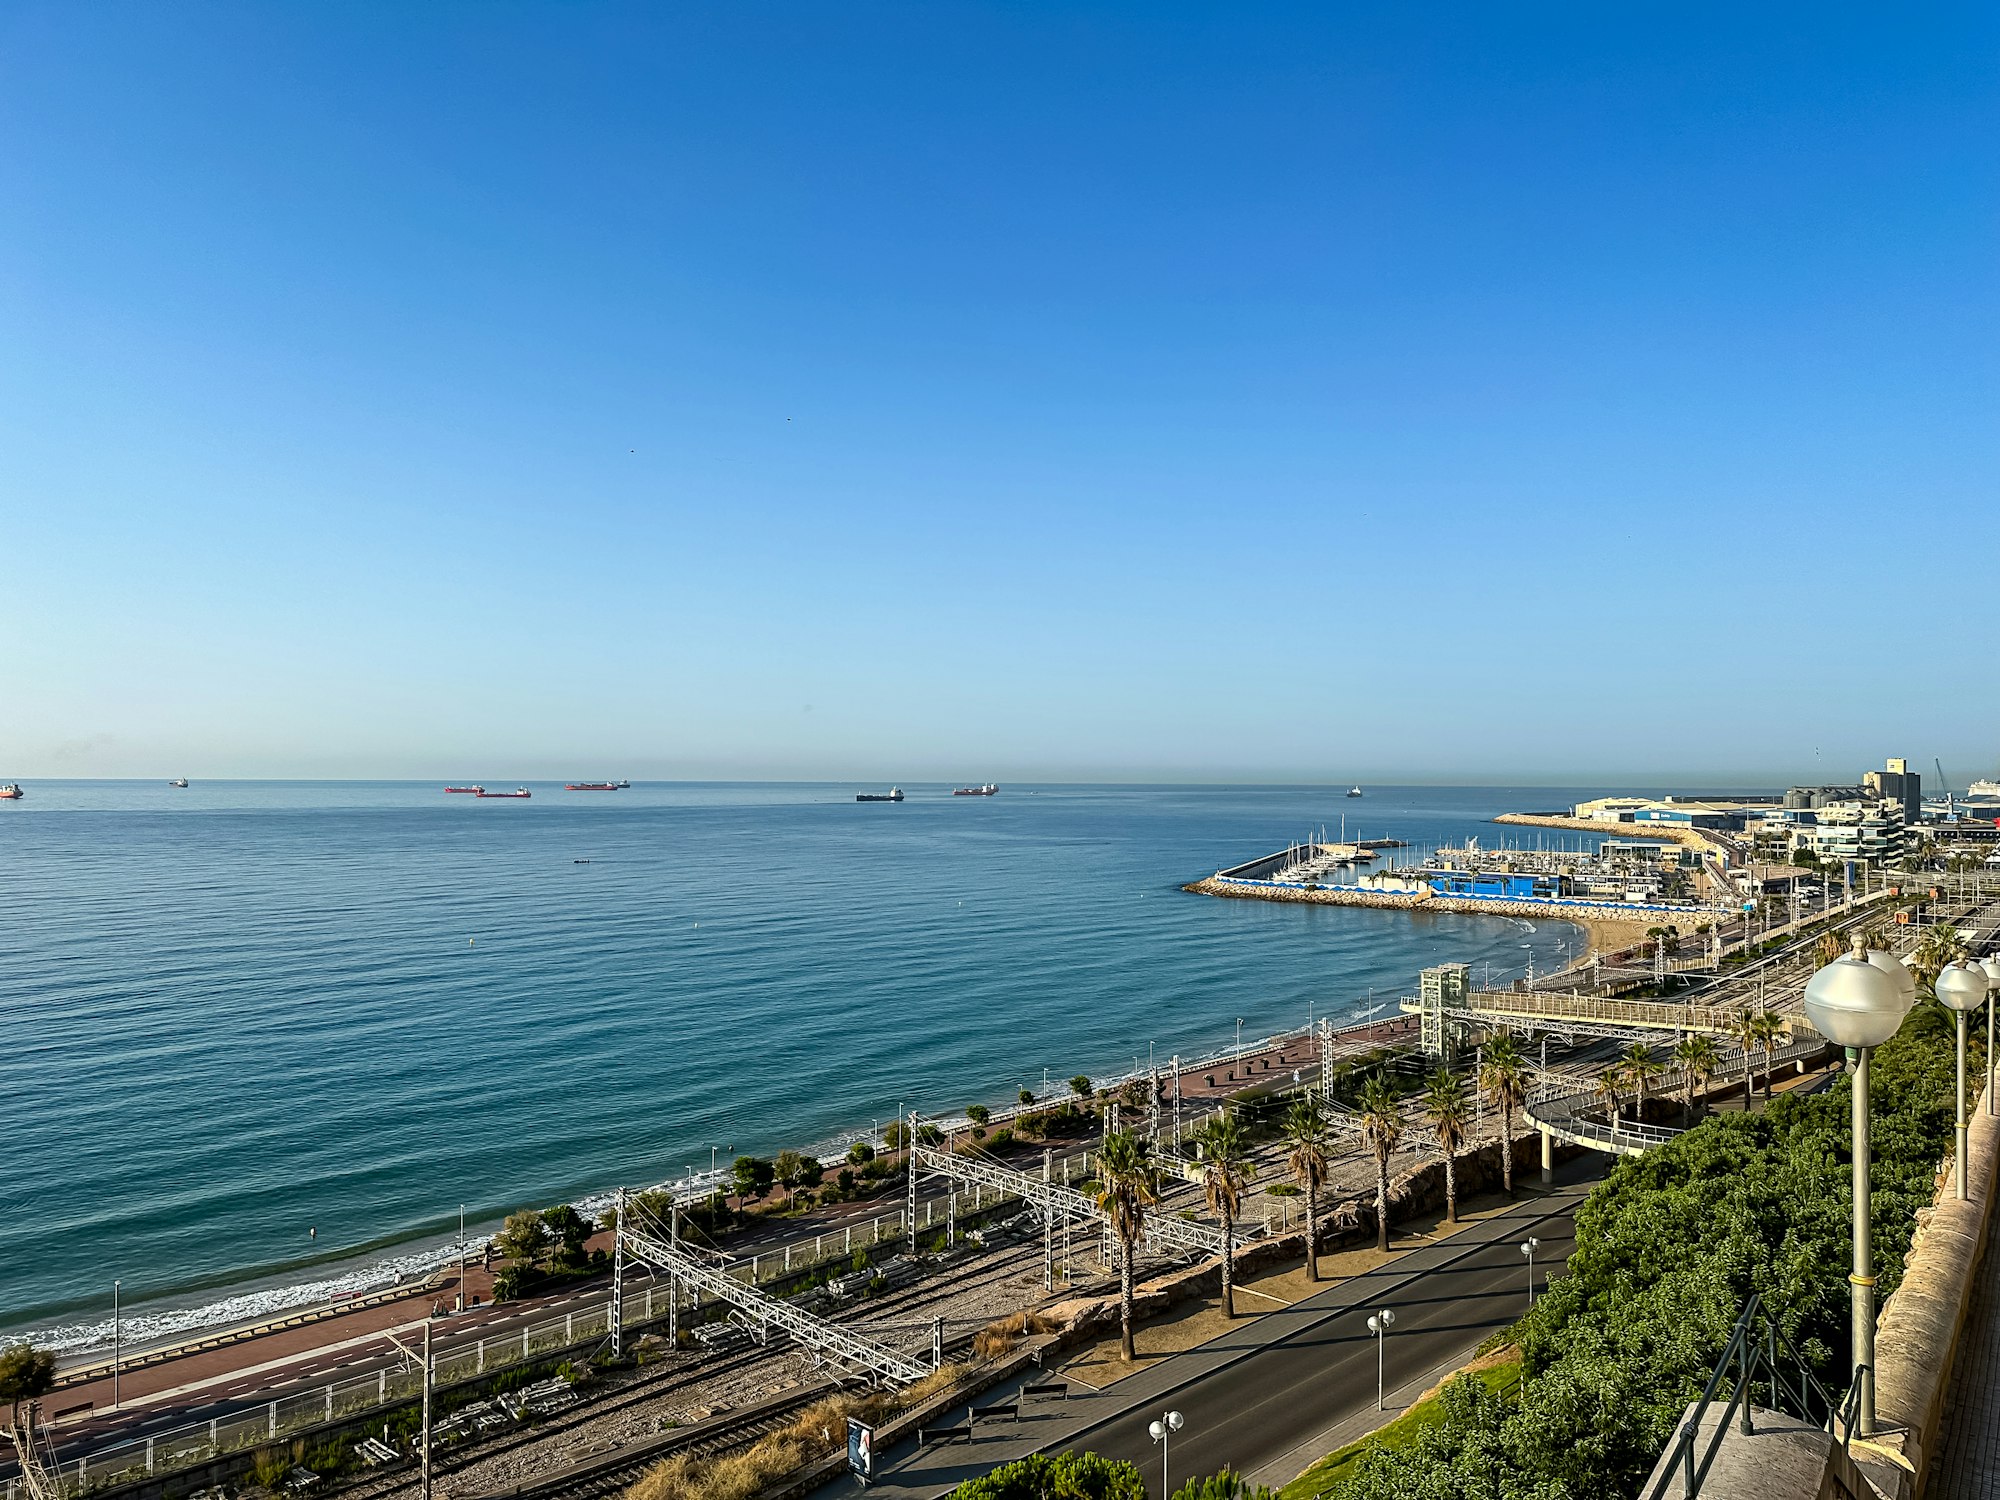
[1521,1237,1540,1305]
[1803,937,1905,1437]
[1366,1309,1396,1410]
[1864,950,1917,1017]
[1981,956,2000,1117]
[1147,1409,1184,1500]
[1937,961,1988,1203]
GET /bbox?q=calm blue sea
[1,781,1635,1350]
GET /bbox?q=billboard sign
[848,1419,873,1482]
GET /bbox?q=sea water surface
[2,781,1627,1350]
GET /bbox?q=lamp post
[1147,1409,1184,1500]
[456,1205,466,1313]
[1366,1309,1396,1409]
[1937,962,1987,1201]
[1803,937,1905,1436]
[1521,1237,1540,1305]
[112,1280,120,1411]
[1236,1018,1245,1076]
[1981,956,2000,1116]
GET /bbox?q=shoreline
[16,1007,1422,1362]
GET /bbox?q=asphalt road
[1063,1192,1585,1492]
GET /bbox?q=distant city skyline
[5,4,1995,780]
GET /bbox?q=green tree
[966,1104,990,1126]
[733,1155,776,1201]
[1357,1075,1403,1252]
[1478,1033,1530,1195]
[1672,1035,1720,1119]
[1070,1075,1094,1100]
[948,1452,1147,1500]
[1282,1093,1332,1280]
[773,1149,805,1206]
[1095,1130,1162,1362]
[1620,1042,1664,1120]
[542,1204,592,1268]
[883,1121,910,1151]
[494,1209,549,1265]
[1595,1062,1626,1123]
[1727,1009,1762,1106]
[1422,1069,1471,1225]
[0,1342,57,1429]
[602,1188,674,1235]
[1168,1472,1277,1500]
[1194,1112,1250,1317]
[1752,1011,1786,1098]
[847,1140,876,1166]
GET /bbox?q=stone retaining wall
[1861,1082,2000,1499]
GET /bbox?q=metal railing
[1644,1294,1861,1500]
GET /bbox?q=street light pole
[1804,939,1907,1437]
[1521,1238,1539,1304]
[456,1205,466,1313]
[112,1280,120,1411]
[1366,1309,1396,1409]
[1147,1410,1184,1500]
[1235,1018,1245,1076]
[1936,963,1987,1201]
[1982,957,2000,1116]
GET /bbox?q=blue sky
[3,3,1994,783]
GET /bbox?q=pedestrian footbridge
[1524,1036,1831,1161]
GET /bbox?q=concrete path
[1928,1164,2000,1499]
[813,1167,1600,1500]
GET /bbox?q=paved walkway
[1928,1169,2000,1498]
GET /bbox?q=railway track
[365,1241,1055,1500]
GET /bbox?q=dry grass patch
[626,1366,971,1500]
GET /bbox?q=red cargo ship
[476,787,532,799]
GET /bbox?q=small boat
[953,783,999,796]
[565,781,629,791]
[856,787,905,802]
[1347,786,1363,798]
[444,785,485,794]
[169,777,189,788]
[476,787,533,799]
[0,783,21,801]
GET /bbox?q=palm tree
[1094,1130,1161,1362]
[1594,1062,1626,1124]
[1752,1011,1786,1098]
[1673,1034,1720,1119]
[1619,1042,1664,1123]
[1421,1069,1471,1225]
[1478,1033,1530,1196]
[1912,924,1968,989]
[1728,1009,1761,1106]
[1357,1075,1403,1252]
[1194,1112,1250,1317]
[1281,1093,1332,1281]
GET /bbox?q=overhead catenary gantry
[611,1193,929,1385]
[905,1114,1252,1276]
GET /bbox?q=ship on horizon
[445,784,484,794]
[565,780,630,791]
[953,783,999,796]
[0,783,21,801]
[476,787,532,799]
[857,787,905,802]
[169,777,189,788]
